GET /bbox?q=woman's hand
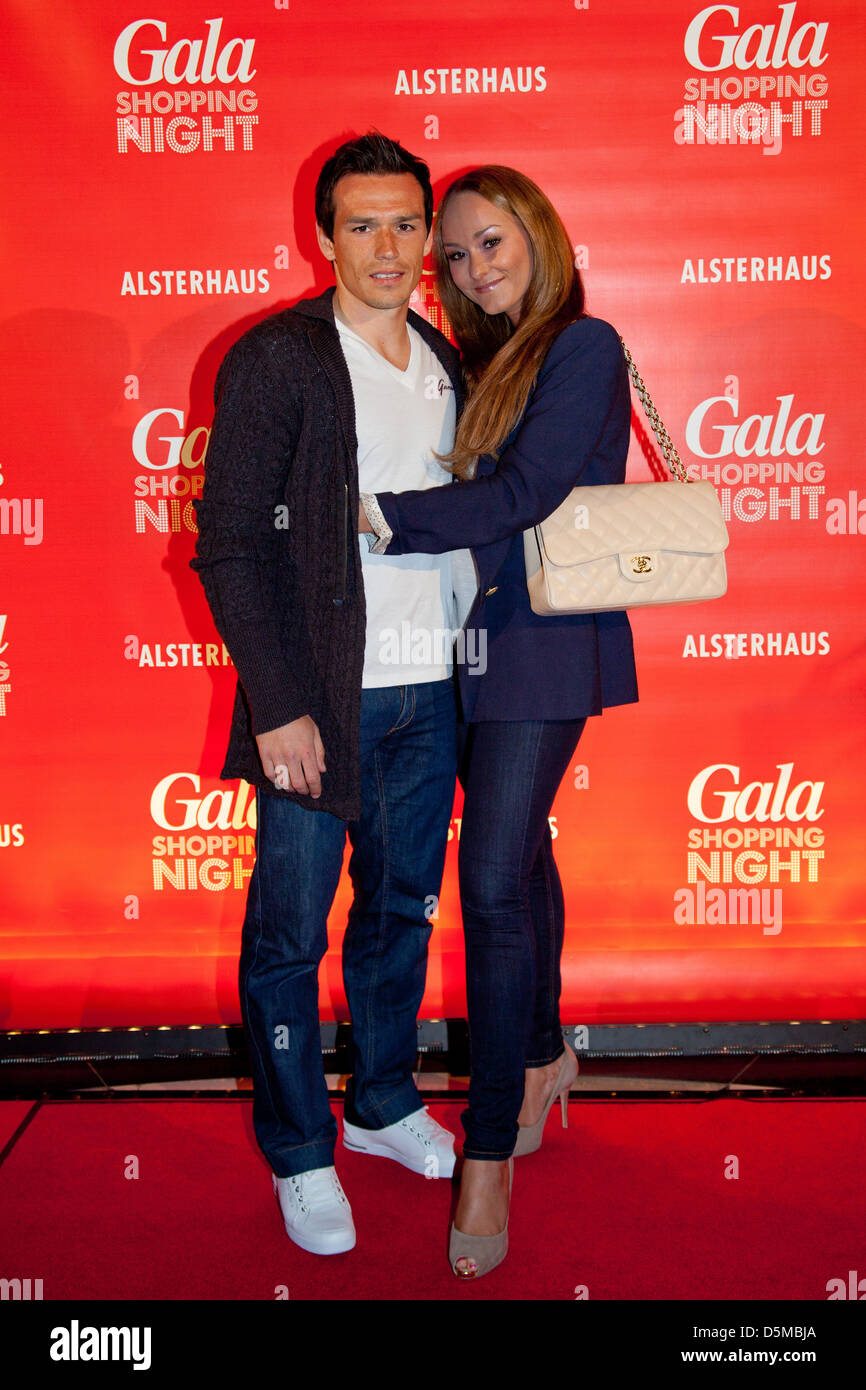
[358,501,372,533]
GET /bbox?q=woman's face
[440,190,533,327]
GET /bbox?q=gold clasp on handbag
[616,550,660,583]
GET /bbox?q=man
[192,134,475,1255]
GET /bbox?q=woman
[359,166,638,1277]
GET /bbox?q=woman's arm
[364,317,629,556]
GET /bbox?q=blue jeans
[456,717,587,1160]
[239,679,457,1178]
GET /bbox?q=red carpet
[1,1097,863,1301]
[0,1101,34,1152]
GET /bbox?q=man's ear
[316,222,336,262]
[423,225,434,258]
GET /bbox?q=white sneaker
[342,1106,456,1178]
[271,1166,356,1255]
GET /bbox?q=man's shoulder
[228,293,333,360]
[211,295,340,412]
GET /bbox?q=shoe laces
[288,1168,349,1216]
[400,1107,449,1148]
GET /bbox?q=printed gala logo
[684,386,827,526]
[133,409,209,471]
[150,773,256,832]
[674,762,827,935]
[683,3,828,71]
[677,3,829,155]
[114,19,259,154]
[685,393,824,459]
[132,408,207,535]
[687,763,824,824]
[150,773,256,892]
[114,18,256,85]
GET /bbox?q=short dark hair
[315,133,433,238]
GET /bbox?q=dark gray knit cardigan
[191,287,463,821]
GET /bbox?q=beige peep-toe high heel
[449,1159,513,1279]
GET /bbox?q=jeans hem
[269,1140,337,1180]
[525,1041,566,1069]
[462,1147,514,1162]
[342,1088,422,1132]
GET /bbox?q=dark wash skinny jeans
[457,716,587,1161]
[239,679,456,1179]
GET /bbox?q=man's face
[316,172,432,314]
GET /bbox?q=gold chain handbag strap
[619,337,690,483]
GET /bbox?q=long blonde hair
[433,166,585,479]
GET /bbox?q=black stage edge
[1,1020,865,1097]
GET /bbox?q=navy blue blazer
[374,316,639,722]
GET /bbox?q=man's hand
[256,716,327,799]
[358,501,372,532]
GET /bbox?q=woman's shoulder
[537,315,625,383]
[549,314,622,356]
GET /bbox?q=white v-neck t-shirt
[336,317,476,688]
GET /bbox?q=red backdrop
[2,0,864,1028]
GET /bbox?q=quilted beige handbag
[524,341,730,614]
